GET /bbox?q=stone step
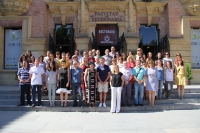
[0,103,199,112]
[0,92,199,101]
[0,98,200,106]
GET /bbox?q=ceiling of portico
[181,0,200,16]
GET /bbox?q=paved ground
[0,110,200,133]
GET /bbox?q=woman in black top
[110,65,124,113]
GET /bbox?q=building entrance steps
[0,85,199,112]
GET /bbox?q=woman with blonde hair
[136,48,143,60]
[127,55,135,85]
[146,60,158,107]
[110,65,124,113]
[175,59,187,100]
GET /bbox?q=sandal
[64,102,67,107]
[52,103,55,107]
[50,103,53,107]
[60,102,63,107]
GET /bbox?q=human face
[62,54,66,60]
[84,57,88,63]
[90,64,94,69]
[39,57,43,62]
[47,51,50,56]
[89,51,93,57]
[136,60,141,66]
[112,60,116,65]
[95,58,99,63]
[111,47,115,52]
[61,62,66,67]
[148,52,152,58]
[50,54,54,60]
[137,49,141,54]
[22,55,26,61]
[35,59,39,66]
[128,52,132,56]
[83,52,88,57]
[116,52,119,57]
[157,60,162,66]
[92,49,96,54]
[22,61,27,67]
[56,52,60,58]
[178,60,182,65]
[96,50,100,55]
[105,49,109,55]
[149,63,153,68]
[73,56,78,61]
[158,53,161,58]
[165,53,169,58]
[31,56,35,62]
[100,58,105,65]
[73,62,78,68]
[118,58,123,63]
[123,62,127,68]
[75,50,79,55]
[66,55,70,60]
[166,62,170,68]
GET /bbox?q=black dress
[86,69,96,103]
[58,68,68,89]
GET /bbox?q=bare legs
[99,92,107,103]
[149,91,156,107]
[178,85,184,99]
[60,92,68,107]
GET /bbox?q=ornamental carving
[181,0,200,16]
[0,0,32,16]
[133,1,167,25]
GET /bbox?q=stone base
[75,37,91,52]
[126,37,140,54]
[0,70,18,85]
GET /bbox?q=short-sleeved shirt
[46,70,58,84]
[103,55,112,66]
[29,66,45,85]
[97,64,110,82]
[17,67,30,85]
[120,67,132,81]
[111,72,123,87]
[133,66,146,81]
[58,59,70,68]
[71,67,83,84]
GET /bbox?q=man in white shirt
[109,46,116,58]
[74,49,82,63]
[29,59,45,107]
[43,50,51,64]
[121,61,133,107]
[103,49,112,66]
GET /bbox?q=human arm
[57,69,60,87]
[66,67,70,87]
[84,68,88,88]
[110,76,112,87]
[121,75,124,87]
[104,72,110,84]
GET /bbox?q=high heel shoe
[60,102,63,107]
[64,102,67,107]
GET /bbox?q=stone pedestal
[75,37,91,52]
[126,37,140,54]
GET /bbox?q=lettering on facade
[90,12,124,22]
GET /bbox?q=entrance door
[139,25,159,60]
[54,24,74,56]
[95,24,118,54]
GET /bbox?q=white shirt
[43,56,49,64]
[109,52,115,58]
[78,55,82,63]
[29,66,45,85]
[166,68,173,81]
[118,63,124,72]
[120,67,132,81]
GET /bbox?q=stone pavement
[0,110,200,133]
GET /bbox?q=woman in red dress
[127,55,135,85]
[80,57,89,102]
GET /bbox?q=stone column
[127,0,135,36]
[79,0,87,36]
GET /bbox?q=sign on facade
[191,29,200,68]
[4,29,22,69]
[96,24,118,45]
[90,12,124,22]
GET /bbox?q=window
[139,25,159,46]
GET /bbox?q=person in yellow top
[57,52,70,68]
[175,59,187,100]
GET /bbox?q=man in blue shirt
[71,61,84,108]
[17,60,31,106]
[133,60,146,106]
[97,58,110,107]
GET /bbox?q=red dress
[88,57,95,63]
[81,64,88,90]
[127,62,135,84]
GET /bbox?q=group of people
[17,46,187,113]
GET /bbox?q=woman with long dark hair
[38,55,46,96]
[18,54,26,69]
[46,62,58,107]
[25,50,32,62]
[29,56,35,68]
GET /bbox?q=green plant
[185,62,193,81]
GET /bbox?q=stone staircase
[0,85,200,112]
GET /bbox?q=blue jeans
[31,85,42,105]
[134,82,144,104]
[48,83,56,103]
[72,83,82,106]
[157,80,163,99]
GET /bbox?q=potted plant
[185,62,193,85]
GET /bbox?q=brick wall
[168,0,188,38]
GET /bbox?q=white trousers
[110,87,122,113]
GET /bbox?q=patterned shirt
[17,67,30,85]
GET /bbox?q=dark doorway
[54,24,74,56]
[98,46,113,56]
[142,46,157,60]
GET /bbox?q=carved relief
[0,0,32,16]
[181,0,200,16]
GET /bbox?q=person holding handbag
[110,65,124,113]
[133,60,146,106]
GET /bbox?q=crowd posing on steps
[17,46,187,113]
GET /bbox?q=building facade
[0,0,200,85]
